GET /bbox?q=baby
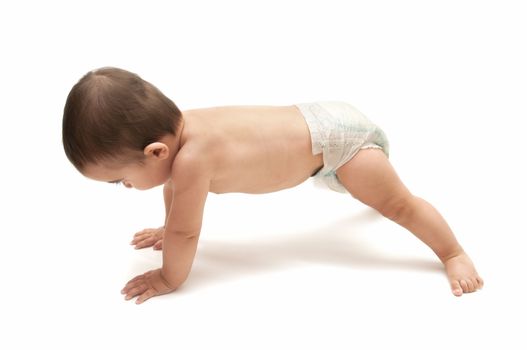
[62,67,483,304]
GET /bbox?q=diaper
[296,101,389,193]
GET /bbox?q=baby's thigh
[335,149,411,212]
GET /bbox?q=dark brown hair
[62,67,182,171]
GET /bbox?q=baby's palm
[131,227,164,250]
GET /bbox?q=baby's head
[62,67,183,189]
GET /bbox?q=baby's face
[82,158,171,190]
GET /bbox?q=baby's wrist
[159,269,178,290]
[161,266,188,289]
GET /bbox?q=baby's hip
[295,101,390,193]
[295,101,389,156]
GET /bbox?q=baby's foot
[131,226,164,250]
[443,251,484,296]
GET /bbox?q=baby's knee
[377,193,415,224]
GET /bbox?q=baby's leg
[335,149,483,296]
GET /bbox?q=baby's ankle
[439,246,465,264]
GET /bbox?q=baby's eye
[109,179,123,186]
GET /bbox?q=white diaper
[296,101,389,193]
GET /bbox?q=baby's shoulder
[170,140,216,183]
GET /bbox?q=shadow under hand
[186,209,443,290]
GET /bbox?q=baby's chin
[136,183,164,191]
[140,176,172,190]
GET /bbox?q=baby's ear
[144,142,169,159]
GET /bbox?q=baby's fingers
[153,239,163,250]
[122,275,148,299]
[135,288,157,304]
[124,284,148,300]
[132,229,154,239]
[122,275,143,291]
[132,235,158,249]
[131,227,164,248]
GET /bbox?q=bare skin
[84,104,483,303]
[131,180,172,250]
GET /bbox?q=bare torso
[179,105,323,194]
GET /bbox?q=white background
[1,0,526,349]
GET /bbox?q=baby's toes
[450,280,463,297]
[476,276,484,289]
[459,279,471,294]
[466,279,476,293]
[459,279,478,293]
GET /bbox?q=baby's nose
[123,181,133,189]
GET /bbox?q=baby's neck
[162,120,185,164]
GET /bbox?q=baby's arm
[122,155,210,304]
[160,164,209,289]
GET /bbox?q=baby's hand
[131,227,164,250]
[121,268,175,304]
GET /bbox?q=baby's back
[180,105,323,194]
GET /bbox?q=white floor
[2,1,526,349]
[4,157,526,349]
